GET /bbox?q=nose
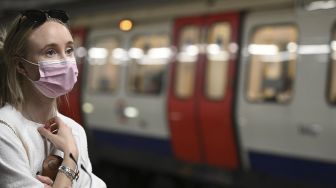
[59,49,72,59]
[59,50,67,59]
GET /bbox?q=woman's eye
[66,47,74,55]
[46,49,56,56]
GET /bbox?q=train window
[247,24,298,103]
[88,37,121,93]
[205,22,231,100]
[128,34,170,95]
[175,26,200,98]
[329,26,336,104]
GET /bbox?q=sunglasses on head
[14,9,69,35]
[22,9,69,23]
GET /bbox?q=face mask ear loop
[21,57,39,66]
[18,57,39,82]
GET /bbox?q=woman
[0,10,106,187]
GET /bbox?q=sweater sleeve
[58,114,107,188]
[75,125,107,188]
[0,125,44,188]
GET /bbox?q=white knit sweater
[0,104,106,188]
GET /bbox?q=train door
[237,10,299,168]
[122,22,172,155]
[168,13,240,169]
[200,13,240,169]
[237,9,298,169]
[168,16,204,163]
[83,21,172,157]
[83,28,125,138]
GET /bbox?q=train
[57,0,336,187]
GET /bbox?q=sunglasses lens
[47,10,69,23]
[14,9,69,37]
[23,10,46,23]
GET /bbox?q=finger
[53,116,63,125]
[36,175,53,185]
[49,122,59,134]
[38,127,57,143]
[54,117,70,131]
[44,119,53,129]
[44,184,52,188]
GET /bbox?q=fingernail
[51,129,58,134]
[50,122,57,128]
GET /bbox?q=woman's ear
[14,57,27,76]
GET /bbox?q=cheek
[30,68,40,81]
[24,63,40,81]
[24,53,41,81]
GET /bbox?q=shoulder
[0,106,26,154]
[0,104,19,118]
[0,104,24,134]
[0,121,18,141]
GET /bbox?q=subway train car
[59,0,336,187]
[237,6,336,187]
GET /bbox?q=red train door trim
[168,12,240,170]
[198,12,240,169]
[167,16,205,163]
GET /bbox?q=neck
[21,79,57,124]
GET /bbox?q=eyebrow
[67,41,75,46]
[41,41,74,49]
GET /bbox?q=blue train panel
[92,129,173,156]
[249,151,336,187]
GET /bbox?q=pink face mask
[22,58,78,98]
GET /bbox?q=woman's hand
[38,117,78,187]
[36,175,53,188]
[38,117,78,160]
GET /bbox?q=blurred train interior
[1,0,336,187]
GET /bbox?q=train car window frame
[87,35,123,95]
[327,22,336,105]
[126,33,170,97]
[174,25,201,99]
[245,23,299,104]
[204,21,232,101]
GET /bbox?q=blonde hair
[0,14,70,110]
